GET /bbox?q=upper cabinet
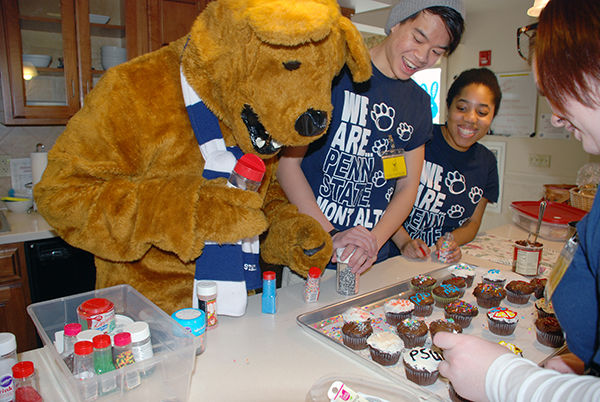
[147,0,208,52]
[0,0,141,125]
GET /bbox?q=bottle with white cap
[124,321,154,377]
[0,332,17,402]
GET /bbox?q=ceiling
[341,0,535,34]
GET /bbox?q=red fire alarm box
[479,50,491,66]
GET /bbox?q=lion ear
[338,17,372,83]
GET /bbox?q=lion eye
[283,60,301,71]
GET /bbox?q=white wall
[446,2,595,231]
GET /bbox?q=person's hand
[331,226,378,274]
[435,237,461,263]
[543,353,585,374]
[434,332,510,402]
[401,239,430,260]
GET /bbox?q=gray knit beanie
[384,0,466,35]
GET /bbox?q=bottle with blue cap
[171,308,206,355]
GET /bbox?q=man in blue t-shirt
[277,0,466,274]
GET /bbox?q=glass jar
[0,333,17,402]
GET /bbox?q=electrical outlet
[0,156,10,177]
[528,153,551,168]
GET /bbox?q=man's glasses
[517,22,538,62]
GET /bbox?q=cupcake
[487,307,519,336]
[432,284,461,307]
[473,283,506,309]
[442,277,467,297]
[482,269,506,286]
[505,280,535,304]
[402,347,444,386]
[383,298,415,326]
[409,292,435,317]
[444,300,479,329]
[396,318,428,348]
[535,297,555,318]
[341,307,373,350]
[530,278,547,299]
[366,331,404,366]
[535,317,564,347]
[410,274,437,291]
[429,318,463,337]
[448,263,476,287]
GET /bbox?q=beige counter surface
[0,210,56,244]
[22,224,566,401]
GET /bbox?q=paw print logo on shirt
[385,187,394,202]
[445,171,466,195]
[372,139,390,157]
[447,204,465,219]
[371,103,395,132]
[372,170,386,188]
[396,122,414,142]
[469,187,484,204]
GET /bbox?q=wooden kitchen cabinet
[0,0,142,125]
[0,242,37,353]
[146,0,211,52]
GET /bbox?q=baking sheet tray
[297,265,565,401]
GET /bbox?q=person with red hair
[434,0,600,400]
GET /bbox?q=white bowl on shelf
[89,14,110,24]
[4,198,33,213]
[101,46,127,57]
[22,54,51,68]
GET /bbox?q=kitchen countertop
[20,224,566,401]
[0,209,56,244]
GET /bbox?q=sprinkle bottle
[61,323,82,373]
[228,154,265,191]
[437,232,454,263]
[73,341,97,401]
[124,322,154,377]
[0,333,17,402]
[12,361,42,402]
[171,309,206,355]
[304,267,321,303]
[92,334,117,395]
[112,332,141,390]
[196,281,218,329]
[262,271,277,314]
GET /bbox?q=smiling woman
[395,68,501,263]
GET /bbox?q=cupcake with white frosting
[366,331,404,366]
[402,347,444,385]
[383,298,414,325]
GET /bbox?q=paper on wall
[10,158,32,197]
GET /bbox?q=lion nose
[295,109,328,137]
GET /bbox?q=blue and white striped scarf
[181,68,261,316]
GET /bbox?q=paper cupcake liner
[487,318,517,336]
[342,332,369,350]
[410,283,436,292]
[432,294,460,308]
[482,279,506,287]
[397,332,427,348]
[413,304,434,317]
[385,311,412,326]
[449,383,473,402]
[368,346,401,366]
[474,296,502,309]
[506,289,531,304]
[403,360,439,386]
[444,312,474,329]
[536,328,565,348]
[536,308,555,319]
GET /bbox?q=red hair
[535,0,600,115]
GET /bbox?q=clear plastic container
[27,285,196,402]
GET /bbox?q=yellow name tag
[382,152,407,180]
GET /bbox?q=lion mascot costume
[34,0,371,313]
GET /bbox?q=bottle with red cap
[304,267,321,303]
[261,271,277,314]
[92,334,117,395]
[12,361,42,402]
[61,323,81,372]
[73,341,97,400]
[228,153,266,192]
[112,332,141,390]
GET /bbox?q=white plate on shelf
[89,14,110,24]
[22,54,51,68]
